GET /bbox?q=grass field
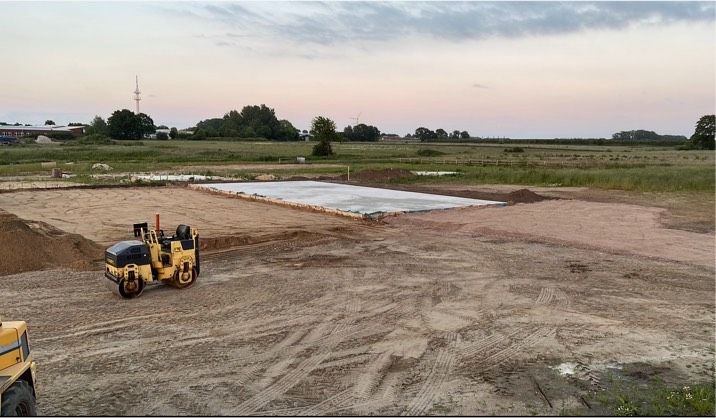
[1,139,713,192]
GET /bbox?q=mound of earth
[383,186,552,205]
[0,211,103,276]
[504,188,551,204]
[460,188,551,204]
[339,168,416,182]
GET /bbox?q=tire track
[401,348,455,416]
[460,328,522,359]
[295,389,355,416]
[536,287,570,308]
[536,287,555,304]
[353,351,394,398]
[34,312,187,342]
[469,327,555,371]
[432,307,484,324]
[230,315,378,415]
[231,351,330,415]
[315,353,374,371]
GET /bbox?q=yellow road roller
[104,214,200,298]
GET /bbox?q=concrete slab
[195,181,505,218]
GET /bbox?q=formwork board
[195,181,505,218]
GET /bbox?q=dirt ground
[0,187,357,245]
[0,185,713,415]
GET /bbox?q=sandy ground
[387,200,714,268]
[0,187,356,245]
[406,183,716,234]
[0,186,714,415]
[0,180,85,190]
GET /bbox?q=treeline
[342,124,381,141]
[612,130,686,142]
[458,138,689,146]
[194,105,299,141]
[409,127,470,141]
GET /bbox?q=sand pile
[0,211,103,276]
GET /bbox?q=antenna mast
[349,112,361,125]
[133,75,142,114]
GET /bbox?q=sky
[0,1,714,138]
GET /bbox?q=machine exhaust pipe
[155,213,160,232]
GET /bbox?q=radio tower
[133,75,141,114]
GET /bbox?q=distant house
[299,130,313,141]
[0,125,84,138]
[147,128,171,139]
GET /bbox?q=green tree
[311,116,337,156]
[169,127,178,139]
[691,115,715,150]
[450,130,461,139]
[276,120,299,141]
[344,123,381,141]
[436,128,448,139]
[241,126,256,138]
[191,129,207,140]
[414,127,437,141]
[137,113,156,136]
[460,130,470,139]
[156,131,169,140]
[44,120,55,126]
[107,110,137,140]
[195,104,298,140]
[85,116,109,136]
[612,130,660,141]
[107,109,155,140]
[195,118,223,137]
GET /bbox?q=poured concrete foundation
[194,181,505,218]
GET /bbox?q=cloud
[472,83,489,89]
[189,1,715,46]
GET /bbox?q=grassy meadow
[0,139,713,193]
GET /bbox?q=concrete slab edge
[189,183,507,221]
[189,184,369,221]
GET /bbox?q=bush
[72,134,112,145]
[504,147,525,153]
[312,140,333,156]
[156,132,169,140]
[416,148,446,157]
[190,130,207,140]
[46,131,75,141]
